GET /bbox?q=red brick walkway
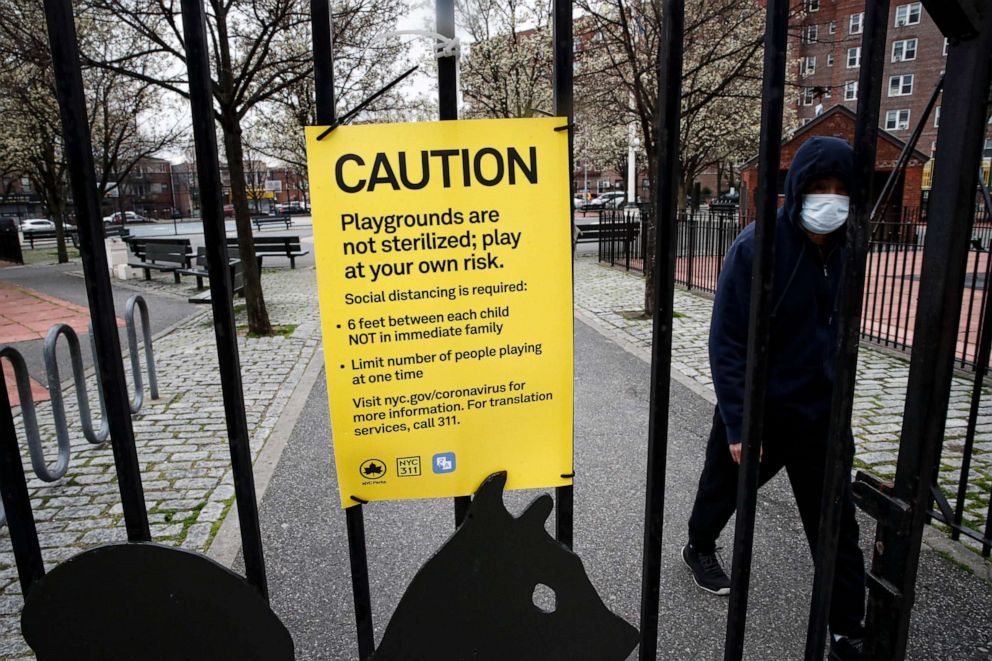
[0,282,122,407]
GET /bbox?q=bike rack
[0,294,159,524]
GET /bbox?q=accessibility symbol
[360,459,387,480]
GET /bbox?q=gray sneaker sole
[681,546,731,596]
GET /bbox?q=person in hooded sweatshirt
[681,137,866,661]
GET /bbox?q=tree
[575,0,769,313]
[0,0,178,262]
[249,0,409,172]
[457,0,553,119]
[84,0,317,334]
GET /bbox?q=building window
[801,56,816,76]
[802,24,819,44]
[806,0,819,11]
[800,87,816,106]
[895,3,921,27]
[801,118,814,126]
[892,38,918,61]
[828,19,837,34]
[934,106,940,127]
[827,53,834,66]
[597,179,610,193]
[847,47,861,68]
[885,109,911,130]
[944,38,949,56]
[888,74,914,96]
[844,80,858,101]
[849,12,864,35]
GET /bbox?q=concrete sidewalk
[573,254,992,557]
[250,318,992,659]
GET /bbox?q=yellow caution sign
[306,118,574,507]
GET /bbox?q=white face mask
[800,194,849,235]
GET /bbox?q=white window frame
[849,12,864,35]
[800,87,815,106]
[892,38,918,62]
[885,109,911,131]
[895,3,921,27]
[827,53,834,66]
[801,56,816,76]
[828,19,837,34]
[847,47,861,68]
[802,24,819,44]
[934,106,940,127]
[888,74,914,96]
[844,80,858,101]
[806,0,819,11]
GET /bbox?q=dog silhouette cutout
[21,542,294,660]
[375,472,639,660]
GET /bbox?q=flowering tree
[250,0,409,171]
[83,0,318,334]
[575,0,769,313]
[457,0,553,119]
[0,0,179,262]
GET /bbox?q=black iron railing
[600,206,992,371]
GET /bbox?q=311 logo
[432,452,456,474]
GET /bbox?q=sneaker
[681,544,731,596]
[829,635,867,661]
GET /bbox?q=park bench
[188,259,245,305]
[573,219,640,244]
[252,215,292,231]
[226,235,309,269]
[127,241,190,282]
[176,247,211,290]
[22,229,80,249]
[125,236,193,264]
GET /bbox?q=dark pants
[687,406,866,637]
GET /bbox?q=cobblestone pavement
[0,267,322,659]
[573,255,992,557]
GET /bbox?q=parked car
[582,192,627,211]
[276,201,308,214]
[20,218,56,232]
[224,204,235,217]
[103,211,149,225]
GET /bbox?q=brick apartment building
[791,1,991,176]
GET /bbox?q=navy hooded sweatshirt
[710,136,853,443]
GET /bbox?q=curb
[208,343,326,568]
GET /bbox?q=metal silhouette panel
[21,542,293,660]
[375,472,639,660]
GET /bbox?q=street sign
[307,118,573,507]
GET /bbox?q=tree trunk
[643,154,660,315]
[52,199,68,263]
[222,113,272,335]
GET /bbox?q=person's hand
[728,442,762,464]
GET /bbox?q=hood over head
[783,136,855,226]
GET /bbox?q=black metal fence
[600,206,992,371]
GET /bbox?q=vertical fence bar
[553,0,575,550]
[803,1,888,657]
[311,3,376,654]
[42,0,150,542]
[865,10,992,657]
[436,0,471,529]
[179,0,268,599]
[722,0,789,658]
[0,367,45,596]
[637,0,683,657]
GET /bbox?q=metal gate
[0,0,989,658]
